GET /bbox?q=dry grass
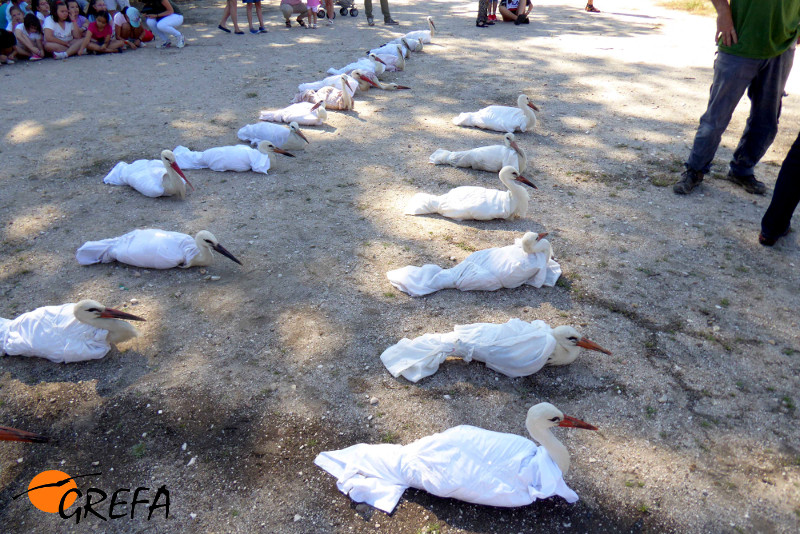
[660,0,716,16]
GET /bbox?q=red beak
[510,140,521,152]
[99,307,146,322]
[0,426,50,443]
[310,101,323,111]
[558,415,598,431]
[537,232,549,241]
[373,56,387,65]
[360,75,380,88]
[515,175,538,189]
[395,85,411,90]
[170,161,194,191]
[528,102,540,112]
[296,130,309,144]
[575,338,612,355]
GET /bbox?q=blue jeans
[761,130,800,238]
[686,48,795,177]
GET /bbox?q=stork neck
[520,102,537,129]
[526,421,571,475]
[500,175,529,217]
[548,343,580,366]
[513,144,527,172]
[342,84,353,109]
[187,237,214,267]
[80,317,138,345]
[162,163,186,198]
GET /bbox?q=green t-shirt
[718,0,800,59]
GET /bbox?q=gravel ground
[1,1,799,532]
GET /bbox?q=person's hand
[715,8,737,46]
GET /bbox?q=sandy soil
[1,0,799,532]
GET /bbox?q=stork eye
[549,417,560,422]
[567,336,578,342]
[204,239,213,244]
[87,308,99,313]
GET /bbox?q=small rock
[199,269,207,275]
[293,514,302,522]
[210,276,221,281]
[658,395,669,403]
[589,457,597,463]
[449,256,456,261]
[767,339,776,345]
[190,513,197,520]
[174,291,182,298]
[130,298,139,305]
[443,394,451,400]
[181,443,187,451]
[133,271,141,278]
[17,457,23,464]
[369,397,378,405]
[187,457,197,467]
[92,461,100,466]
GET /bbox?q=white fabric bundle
[76,228,199,269]
[297,73,357,93]
[387,237,561,296]
[237,122,292,148]
[103,159,168,197]
[291,83,356,110]
[1,304,111,363]
[429,145,522,173]
[259,103,325,126]
[381,319,556,381]
[326,57,375,76]
[453,107,531,133]
[172,145,271,175]
[405,186,521,221]
[369,42,408,58]
[315,425,578,513]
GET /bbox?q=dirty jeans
[364,0,391,21]
[686,47,795,177]
[761,130,800,238]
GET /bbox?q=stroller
[318,0,359,19]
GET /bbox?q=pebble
[181,443,187,451]
[293,514,302,522]
[92,461,100,466]
[17,457,23,464]
[443,394,451,400]
[199,269,207,275]
[130,298,139,305]
[190,513,197,520]
[187,457,197,467]
[369,397,378,405]
[133,271,141,278]
[450,256,456,261]
[658,395,669,403]
[210,276,221,281]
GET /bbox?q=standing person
[43,0,83,58]
[488,0,497,21]
[674,0,800,196]
[585,1,598,12]
[306,0,317,29]
[244,0,265,33]
[141,0,183,48]
[364,0,396,26]
[279,0,306,28]
[322,0,332,25]
[759,132,800,246]
[218,0,242,34]
[476,0,490,27]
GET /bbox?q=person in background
[674,0,800,196]
[141,0,183,48]
[0,27,16,63]
[488,0,498,22]
[305,0,317,29]
[114,5,143,47]
[585,1,599,12]
[80,9,122,52]
[103,0,128,18]
[218,0,242,34]
[5,3,22,29]
[30,0,48,22]
[321,0,332,25]
[475,0,490,27]
[244,0,265,33]
[43,0,83,58]
[280,0,306,28]
[499,0,530,25]
[66,0,88,34]
[364,0,397,26]
[759,132,800,246]
[14,12,43,58]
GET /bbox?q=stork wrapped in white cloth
[172,145,271,174]
[381,319,556,381]
[237,122,309,151]
[429,133,527,173]
[259,102,327,126]
[297,73,358,93]
[76,229,199,269]
[314,425,578,514]
[387,233,560,297]
[1,304,112,363]
[453,95,539,133]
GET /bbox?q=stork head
[195,230,243,265]
[74,300,146,324]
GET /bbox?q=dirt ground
[1,0,799,532]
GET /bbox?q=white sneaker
[157,40,171,49]
[177,35,185,48]
[54,51,67,59]
[327,18,333,25]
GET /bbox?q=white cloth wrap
[386,239,561,297]
[315,425,578,514]
[369,42,407,57]
[405,186,514,220]
[297,74,356,93]
[326,57,376,76]
[259,103,324,126]
[1,304,110,363]
[172,145,271,175]
[381,319,556,381]
[291,83,355,110]
[429,146,521,173]
[103,159,167,197]
[76,229,199,269]
[237,122,291,148]
[403,30,431,43]
[453,106,530,133]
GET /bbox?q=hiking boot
[673,168,703,195]
[725,171,766,195]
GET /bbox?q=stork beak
[360,75,380,88]
[0,426,50,443]
[576,337,612,355]
[99,307,146,322]
[374,56,387,65]
[310,101,323,111]
[509,140,521,152]
[515,175,538,189]
[296,130,309,144]
[537,232,549,241]
[170,161,195,191]
[395,84,411,90]
[528,102,540,112]
[213,243,243,265]
[274,147,295,158]
[558,415,598,431]
[430,20,436,31]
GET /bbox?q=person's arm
[79,28,90,51]
[68,14,81,38]
[148,0,173,20]
[44,27,70,46]
[711,0,737,46]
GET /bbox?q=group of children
[0,0,184,63]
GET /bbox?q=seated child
[13,12,43,58]
[80,9,122,53]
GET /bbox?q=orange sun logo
[26,470,78,513]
